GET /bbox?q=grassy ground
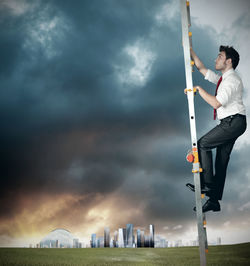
[0,243,250,266]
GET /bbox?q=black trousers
[198,114,247,200]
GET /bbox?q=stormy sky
[0,0,250,247]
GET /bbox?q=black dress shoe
[186,183,212,196]
[193,199,221,213]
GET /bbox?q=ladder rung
[186,1,191,27]
[184,87,197,93]
[192,168,203,173]
[189,34,192,48]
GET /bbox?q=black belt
[221,113,246,121]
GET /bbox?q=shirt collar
[222,68,234,79]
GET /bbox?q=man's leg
[214,139,236,200]
[198,115,246,199]
[192,115,246,212]
[198,125,227,189]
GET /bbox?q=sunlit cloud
[115,39,156,88]
[238,201,250,211]
[155,0,179,25]
[23,9,72,59]
[173,225,183,230]
[0,0,39,16]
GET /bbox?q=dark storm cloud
[0,0,222,229]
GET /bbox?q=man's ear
[226,58,232,66]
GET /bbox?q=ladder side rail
[180,1,207,265]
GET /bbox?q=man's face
[215,51,231,71]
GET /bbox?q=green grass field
[0,243,250,266]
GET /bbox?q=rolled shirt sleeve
[205,69,221,85]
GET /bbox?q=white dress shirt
[205,68,246,120]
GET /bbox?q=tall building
[104,227,110,248]
[97,237,104,248]
[91,234,96,248]
[109,238,113,248]
[149,224,154,248]
[126,224,134,248]
[137,229,141,248]
[141,230,145,247]
[144,235,150,247]
[118,228,124,248]
[123,228,126,247]
[113,230,118,248]
[160,238,167,248]
[73,238,79,248]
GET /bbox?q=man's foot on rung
[186,183,212,196]
[193,199,221,213]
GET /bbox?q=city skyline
[36,224,222,249]
[92,224,154,248]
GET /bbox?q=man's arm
[190,48,208,77]
[196,86,222,109]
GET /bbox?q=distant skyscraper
[141,230,145,247]
[97,236,104,248]
[104,227,110,248]
[137,229,141,248]
[144,235,150,247]
[113,230,118,248]
[126,224,134,248]
[109,238,113,248]
[123,228,126,247]
[149,224,154,248]
[73,238,79,248]
[160,238,166,248]
[91,234,96,248]
[118,228,124,248]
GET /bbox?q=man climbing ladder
[187,46,247,212]
[181,1,247,265]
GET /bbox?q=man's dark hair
[219,45,240,69]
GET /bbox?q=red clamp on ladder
[186,150,195,163]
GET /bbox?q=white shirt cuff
[204,69,211,80]
[216,95,226,106]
